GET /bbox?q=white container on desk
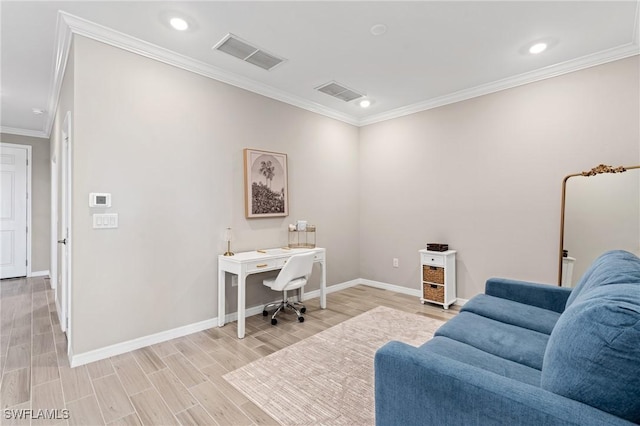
[419,249,456,309]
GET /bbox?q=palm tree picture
[244,149,289,218]
[259,160,275,188]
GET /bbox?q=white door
[58,113,72,343]
[0,146,28,279]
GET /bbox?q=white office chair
[262,251,315,325]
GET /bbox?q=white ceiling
[1,1,638,137]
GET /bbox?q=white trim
[0,143,32,278]
[62,112,72,358]
[454,298,468,307]
[70,317,219,367]
[227,279,363,322]
[70,278,361,366]
[359,43,640,126]
[359,278,422,298]
[42,11,640,136]
[302,279,361,300]
[633,1,640,47]
[44,12,74,138]
[56,12,359,129]
[0,127,48,139]
[223,304,266,324]
[50,143,58,291]
[30,270,50,278]
[68,278,462,366]
[26,147,32,278]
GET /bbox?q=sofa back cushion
[541,283,640,423]
[566,250,640,308]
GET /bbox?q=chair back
[270,251,316,291]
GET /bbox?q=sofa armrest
[485,278,571,313]
[374,341,632,426]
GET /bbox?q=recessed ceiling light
[32,108,45,115]
[359,99,372,108]
[370,24,387,36]
[529,42,548,54]
[170,17,189,31]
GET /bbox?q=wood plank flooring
[0,276,458,425]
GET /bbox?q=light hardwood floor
[0,276,459,425]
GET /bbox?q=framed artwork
[243,148,289,218]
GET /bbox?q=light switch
[93,213,118,229]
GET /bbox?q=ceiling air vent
[213,33,285,71]
[315,81,364,102]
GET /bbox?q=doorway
[52,111,72,355]
[0,143,32,279]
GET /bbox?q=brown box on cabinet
[426,243,449,252]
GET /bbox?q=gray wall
[0,133,50,273]
[58,33,639,357]
[70,36,360,354]
[359,56,639,299]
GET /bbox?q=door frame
[59,112,73,353]
[50,143,57,290]
[0,142,32,278]
[51,111,72,358]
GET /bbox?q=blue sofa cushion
[542,284,640,423]
[566,250,640,308]
[419,336,541,386]
[486,278,571,313]
[461,294,560,335]
[434,311,549,370]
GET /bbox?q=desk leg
[320,260,327,309]
[218,269,226,327]
[237,275,246,338]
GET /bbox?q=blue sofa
[375,250,640,425]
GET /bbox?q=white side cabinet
[419,249,456,309]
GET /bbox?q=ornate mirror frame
[558,164,640,286]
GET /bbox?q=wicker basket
[423,266,444,284]
[423,283,445,303]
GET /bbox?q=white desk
[218,247,326,338]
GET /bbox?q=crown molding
[0,126,49,139]
[633,1,640,47]
[56,12,359,127]
[42,11,75,138]
[46,11,639,133]
[359,43,640,127]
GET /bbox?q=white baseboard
[69,278,462,367]
[302,279,361,300]
[29,270,50,278]
[223,304,267,324]
[70,317,219,367]
[359,279,422,298]
[359,279,469,306]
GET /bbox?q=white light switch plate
[93,213,118,229]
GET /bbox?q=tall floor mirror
[559,164,640,287]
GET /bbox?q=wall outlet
[231,275,238,287]
[393,258,399,268]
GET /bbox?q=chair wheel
[271,318,277,325]
[298,316,305,323]
[300,307,306,314]
[262,310,268,316]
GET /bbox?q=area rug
[223,306,444,425]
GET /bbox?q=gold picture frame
[243,148,289,218]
